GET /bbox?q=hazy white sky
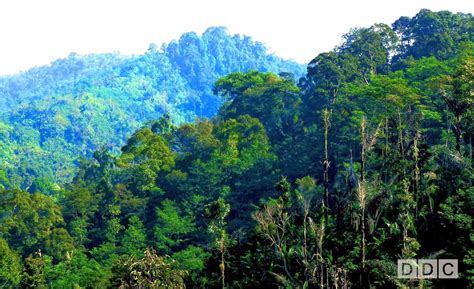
[0,0,472,75]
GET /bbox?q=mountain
[0,27,304,187]
[0,9,472,289]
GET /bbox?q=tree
[206,197,230,289]
[439,57,474,152]
[214,71,301,142]
[154,199,194,253]
[302,52,355,113]
[0,190,65,256]
[184,115,277,228]
[45,228,75,261]
[393,9,474,61]
[62,185,99,247]
[340,23,398,83]
[0,238,22,287]
[0,10,472,288]
[110,248,187,289]
[121,216,146,258]
[44,251,108,288]
[119,127,176,194]
[21,253,51,289]
[253,179,295,286]
[27,177,59,196]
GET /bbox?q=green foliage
[110,248,187,289]
[154,199,194,252]
[0,9,472,288]
[119,128,176,193]
[205,196,230,288]
[393,9,474,61]
[45,228,75,261]
[21,253,51,289]
[28,177,60,196]
[121,216,146,258]
[0,169,11,189]
[0,27,303,187]
[0,238,22,287]
[0,190,65,256]
[45,251,109,288]
[172,246,210,272]
[215,71,301,142]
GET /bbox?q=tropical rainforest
[0,26,304,187]
[0,8,473,289]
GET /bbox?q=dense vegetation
[0,9,473,288]
[0,27,303,188]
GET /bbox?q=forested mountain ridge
[0,8,473,289]
[0,26,304,188]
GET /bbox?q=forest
[0,26,303,187]
[0,8,473,289]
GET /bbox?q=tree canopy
[0,9,472,289]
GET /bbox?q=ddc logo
[397,259,458,279]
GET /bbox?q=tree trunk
[220,238,225,289]
[452,123,464,153]
[322,109,331,227]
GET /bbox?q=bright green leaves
[0,190,66,256]
[341,23,398,81]
[45,251,108,288]
[121,216,146,258]
[0,169,11,190]
[28,177,61,196]
[206,197,230,235]
[153,199,207,280]
[213,70,269,101]
[171,246,209,272]
[215,71,301,141]
[303,52,356,111]
[393,9,474,60]
[440,58,474,122]
[213,71,300,181]
[21,254,51,289]
[438,56,474,152]
[120,127,176,172]
[154,199,194,252]
[0,238,22,287]
[215,115,275,173]
[119,127,176,193]
[183,115,276,210]
[294,176,323,204]
[45,228,75,261]
[348,72,422,119]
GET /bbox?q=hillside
[0,27,304,187]
[0,8,472,289]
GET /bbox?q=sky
[0,0,472,75]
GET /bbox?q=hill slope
[0,9,472,289]
[0,27,304,187]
